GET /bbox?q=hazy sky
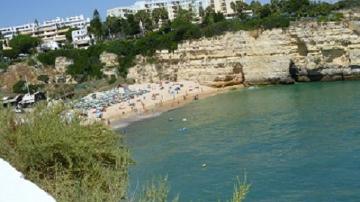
[0,0,336,27]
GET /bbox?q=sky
[0,0,134,27]
[0,0,336,27]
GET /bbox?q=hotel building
[0,15,91,50]
[107,0,243,20]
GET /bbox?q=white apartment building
[107,1,147,19]
[0,15,91,50]
[107,0,242,20]
[72,28,93,49]
[209,0,241,17]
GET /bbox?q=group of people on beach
[77,81,211,126]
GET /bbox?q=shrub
[12,80,43,94]
[37,52,57,65]
[37,75,50,84]
[228,176,251,202]
[12,80,27,93]
[137,177,179,202]
[260,15,290,29]
[135,176,250,202]
[0,59,9,70]
[108,75,117,84]
[3,49,18,59]
[0,105,131,202]
[27,58,37,66]
[295,37,308,56]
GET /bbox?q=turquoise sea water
[123,81,360,202]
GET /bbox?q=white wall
[0,158,56,202]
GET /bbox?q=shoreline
[108,84,244,129]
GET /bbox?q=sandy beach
[78,81,243,128]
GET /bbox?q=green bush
[12,80,27,93]
[38,49,104,80]
[9,34,40,55]
[260,15,290,29]
[3,49,18,59]
[27,58,37,66]
[108,75,117,84]
[37,75,50,84]
[12,80,43,94]
[0,58,9,70]
[0,105,131,202]
[37,52,57,65]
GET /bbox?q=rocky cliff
[128,20,360,86]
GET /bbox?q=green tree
[283,0,310,17]
[152,7,169,28]
[202,7,225,26]
[124,14,141,37]
[89,9,104,40]
[335,0,360,9]
[270,0,283,14]
[259,4,272,18]
[249,0,263,17]
[199,6,205,18]
[135,10,154,33]
[171,10,202,42]
[307,2,334,17]
[231,1,249,20]
[65,27,76,43]
[9,34,40,55]
[106,16,125,39]
[176,7,194,22]
[34,19,39,27]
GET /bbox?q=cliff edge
[128,20,360,87]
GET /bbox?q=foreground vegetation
[0,104,131,202]
[135,176,250,202]
[0,105,250,201]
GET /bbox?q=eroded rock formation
[55,57,73,74]
[128,20,360,87]
[100,52,119,68]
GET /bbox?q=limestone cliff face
[289,21,360,82]
[100,52,119,68]
[128,20,360,86]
